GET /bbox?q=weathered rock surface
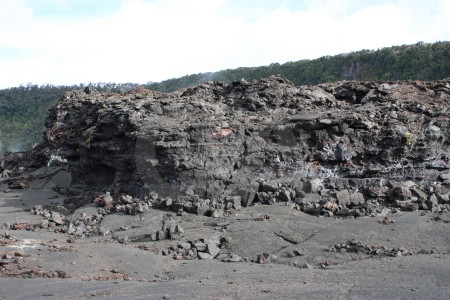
[2,76,449,219]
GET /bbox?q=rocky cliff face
[3,76,449,217]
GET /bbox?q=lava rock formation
[2,75,449,217]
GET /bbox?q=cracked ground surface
[1,179,449,299]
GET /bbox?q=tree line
[146,41,450,92]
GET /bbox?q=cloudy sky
[0,0,448,88]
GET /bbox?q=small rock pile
[93,190,243,218]
[298,177,450,218]
[30,205,108,237]
[328,240,434,257]
[95,192,155,215]
[147,219,184,241]
[159,236,235,261]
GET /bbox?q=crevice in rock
[274,232,298,245]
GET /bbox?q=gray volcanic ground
[0,76,449,299]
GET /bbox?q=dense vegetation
[1,41,449,154]
[146,41,450,92]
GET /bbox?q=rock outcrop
[2,76,449,217]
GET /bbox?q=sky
[0,0,449,88]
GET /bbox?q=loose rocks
[148,219,184,241]
[328,240,433,257]
[159,237,229,260]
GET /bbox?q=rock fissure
[274,232,298,245]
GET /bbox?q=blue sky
[26,0,309,18]
[0,0,449,88]
[25,0,126,17]
[23,0,397,23]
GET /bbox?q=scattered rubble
[0,233,70,279]
[30,205,108,236]
[328,240,434,257]
[152,236,237,261]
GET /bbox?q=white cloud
[0,0,448,88]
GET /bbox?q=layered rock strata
[2,76,449,217]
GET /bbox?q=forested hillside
[146,41,450,92]
[1,41,449,154]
